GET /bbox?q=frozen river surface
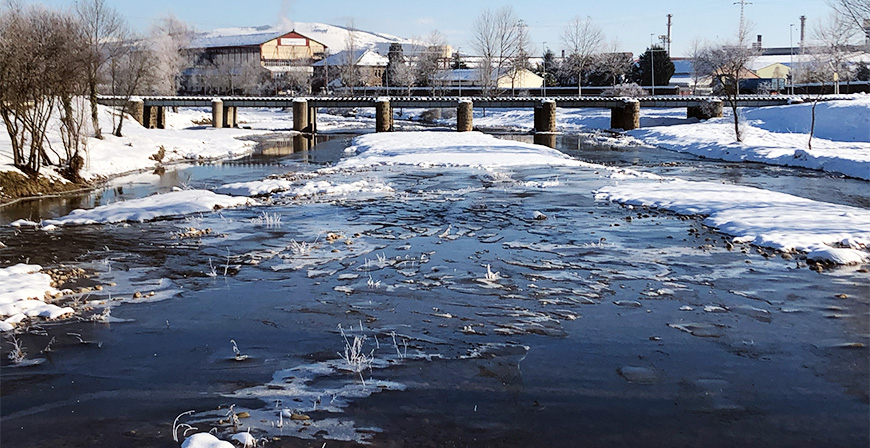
[1,133,868,447]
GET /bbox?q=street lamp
[789,24,795,95]
[457,47,462,97]
[650,34,656,96]
[542,41,547,97]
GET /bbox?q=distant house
[753,62,790,79]
[182,28,327,94]
[312,49,389,89]
[433,67,543,90]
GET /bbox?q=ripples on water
[0,133,867,448]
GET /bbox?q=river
[1,130,867,448]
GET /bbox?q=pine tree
[631,45,674,87]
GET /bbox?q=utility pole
[789,23,795,95]
[666,14,673,56]
[542,42,547,97]
[734,0,752,39]
[650,34,655,96]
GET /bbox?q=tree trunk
[88,77,103,139]
[809,100,818,150]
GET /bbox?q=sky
[35,0,837,56]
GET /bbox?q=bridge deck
[99,95,843,109]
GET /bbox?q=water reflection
[533,132,557,148]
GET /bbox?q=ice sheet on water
[44,190,257,226]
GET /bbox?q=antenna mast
[734,0,752,40]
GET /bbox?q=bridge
[97,95,828,134]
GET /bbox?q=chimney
[800,15,806,47]
[753,34,762,49]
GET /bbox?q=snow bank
[744,96,870,143]
[278,179,394,198]
[629,97,870,180]
[181,433,233,448]
[338,131,590,169]
[595,179,870,265]
[0,264,70,329]
[215,178,297,196]
[82,106,260,179]
[44,190,256,226]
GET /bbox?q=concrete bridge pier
[375,99,392,132]
[142,106,166,129]
[223,106,238,128]
[534,100,557,133]
[212,99,224,129]
[308,105,317,133]
[457,100,473,132]
[293,99,308,132]
[611,99,640,131]
[128,99,145,127]
[687,99,723,120]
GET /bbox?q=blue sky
[39,0,834,56]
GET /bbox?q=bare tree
[694,29,759,142]
[76,0,124,140]
[804,13,860,149]
[416,31,448,93]
[592,39,633,86]
[108,36,156,137]
[0,2,89,177]
[471,6,527,95]
[561,15,603,96]
[149,13,194,96]
[827,0,870,40]
[687,38,708,95]
[341,20,359,94]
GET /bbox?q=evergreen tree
[631,45,674,87]
[855,61,870,82]
[451,51,468,69]
[534,49,558,87]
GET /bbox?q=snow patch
[596,179,870,265]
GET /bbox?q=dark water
[1,132,867,448]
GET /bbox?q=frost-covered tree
[149,14,194,96]
[384,43,414,95]
[560,15,603,95]
[75,0,124,140]
[108,36,157,137]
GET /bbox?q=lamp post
[789,24,795,95]
[542,41,547,97]
[457,47,462,97]
[650,34,656,96]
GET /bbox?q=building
[312,49,389,89]
[433,67,543,90]
[753,62,791,79]
[182,28,327,94]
